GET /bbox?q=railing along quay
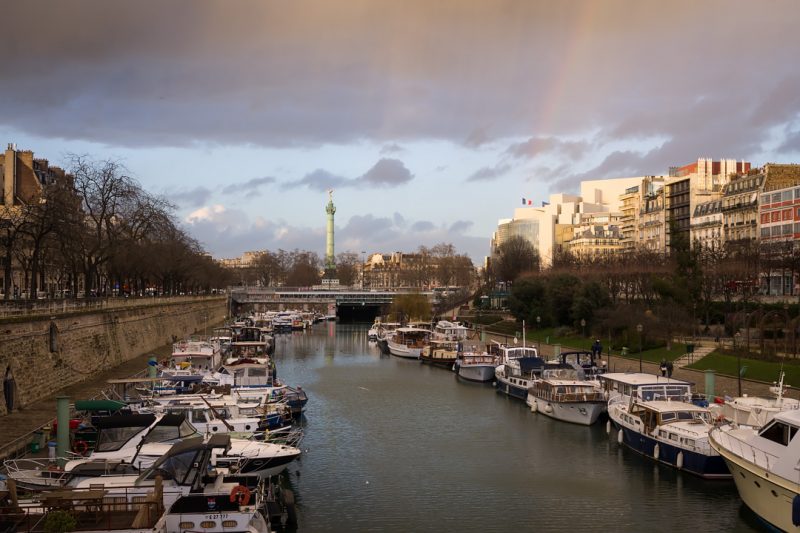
[0,295,224,319]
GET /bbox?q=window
[773,193,782,203]
[785,224,793,235]
[761,228,770,237]
[760,421,796,446]
[784,191,793,202]
[784,209,793,221]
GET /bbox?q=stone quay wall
[0,297,227,416]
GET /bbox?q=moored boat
[601,373,727,479]
[386,327,431,359]
[454,351,498,382]
[709,409,800,531]
[526,367,606,425]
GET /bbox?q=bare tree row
[0,155,230,299]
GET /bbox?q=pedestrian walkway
[0,345,171,461]
[673,341,716,368]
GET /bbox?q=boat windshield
[95,425,149,452]
[143,418,199,443]
[660,410,710,424]
[637,385,691,401]
[138,448,202,486]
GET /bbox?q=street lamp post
[636,323,643,373]
[536,315,541,350]
[581,318,586,338]
[735,331,742,396]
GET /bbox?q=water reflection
[273,322,758,532]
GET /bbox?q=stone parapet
[0,297,227,415]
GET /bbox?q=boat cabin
[392,327,431,348]
[599,373,693,403]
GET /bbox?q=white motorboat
[386,327,431,359]
[601,373,728,479]
[709,409,800,531]
[526,367,606,425]
[454,352,498,382]
[4,413,301,491]
[432,320,469,341]
[710,371,800,428]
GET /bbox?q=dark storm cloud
[411,221,436,232]
[222,176,276,195]
[505,137,592,160]
[285,158,413,190]
[285,169,349,192]
[359,159,413,187]
[449,220,473,234]
[467,163,511,182]
[170,186,213,208]
[380,143,404,155]
[779,130,800,154]
[2,0,797,158]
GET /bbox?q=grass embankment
[474,322,688,363]
[687,353,800,387]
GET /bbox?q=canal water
[272,323,762,532]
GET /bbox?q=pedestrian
[659,359,667,377]
[592,339,602,359]
[666,360,674,378]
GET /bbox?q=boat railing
[710,427,778,470]
[536,389,605,403]
[8,486,171,532]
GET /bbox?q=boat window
[760,421,792,446]
[144,419,199,443]
[95,426,148,452]
[661,412,676,422]
[669,433,679,441]
[191,409,207,422]
[676,411,695,421]
[248,368,267,377]
[142,449,200,485]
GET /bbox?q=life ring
[230,485,251,506]
[72,439,89,455]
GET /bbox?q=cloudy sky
[2,1,799,261]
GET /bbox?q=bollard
[704,369,716,401]
[56,396,69,467]
[48,441,57,462]
[148,355,158,378]
[553,344,561,358]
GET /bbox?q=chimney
[4,143,16,205]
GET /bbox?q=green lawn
[686,353,800,387]
[480,325,687,362]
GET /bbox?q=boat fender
[653,444,660,461]
[793,495,800,527]
[530,401,538,413]
[72,440,89,455]
[230,485,252,506]
[606,420,611,434]
[676,451,684,470]
[544,404,553,414]
[617,429,623,445]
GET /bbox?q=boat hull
[387,340,422,359]
[710,431,800,531]
[529,396,605,425]
[495,376,531,401]
[613,422,730,479]
[457,364,496,382]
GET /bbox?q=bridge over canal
[228,287,433,320]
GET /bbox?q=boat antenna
[522,319,526,348]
